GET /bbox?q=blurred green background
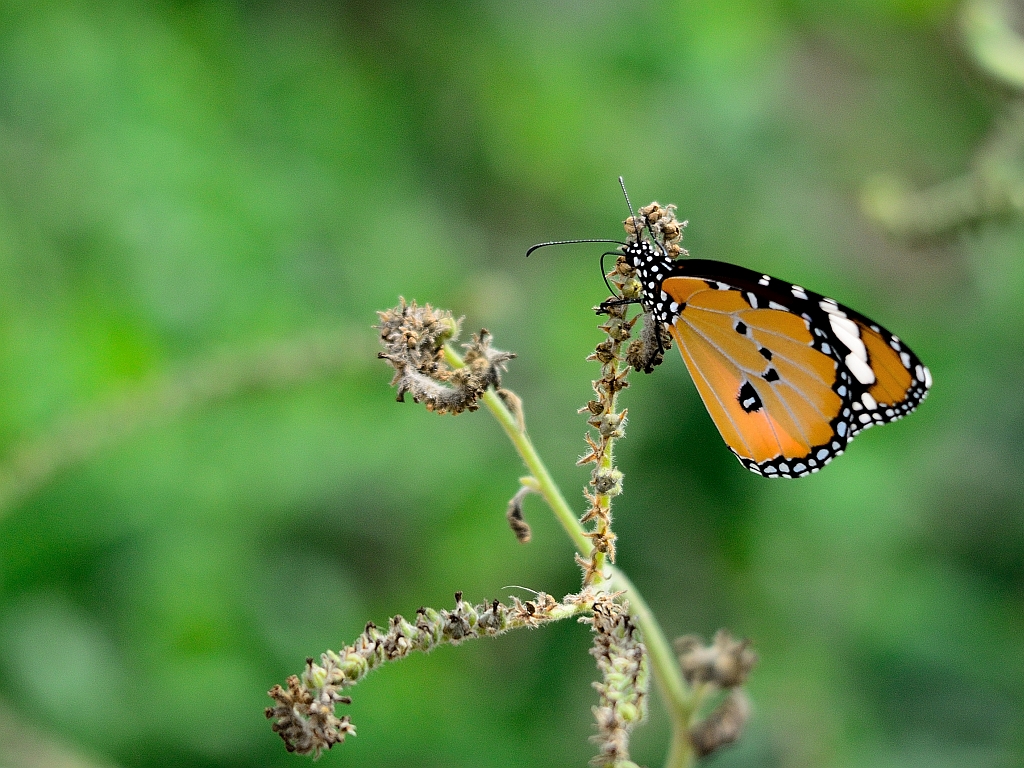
[0,1,1020,767]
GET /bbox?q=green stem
[444,345,589,554]
[665,723,697,768]
[444,343,695,768]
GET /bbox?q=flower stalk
[266,590,590,756]
[269,200,757,767]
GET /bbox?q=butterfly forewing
[662,274,853,477]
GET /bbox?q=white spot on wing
[830,314,868,363]
[923,366,933,388]
[819,299,847,318]
[768,301,788,311]
[791,285,808,299]
[846,352,876,385]
[861,392,877,409]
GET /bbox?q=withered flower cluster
[376,298,515,415]
[675,630,758,757]
[622,202,684,374]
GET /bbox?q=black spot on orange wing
[738,381,762,412]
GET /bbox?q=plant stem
[444,343,695,768]
[665,723,697,768]
[443,345,589,554]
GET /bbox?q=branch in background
[862,0,1024,238]
[963,0,1024,91]
[675,631,758,759]
[0,326,367,517]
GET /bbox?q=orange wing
[662,276,865,477]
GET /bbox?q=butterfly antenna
[501,585,541,596]
[619,175,668,258]
[525,238,625,257]
[618,176,641,241]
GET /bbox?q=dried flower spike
[583,595,649,768]
[266,591,583,756]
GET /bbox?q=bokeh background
[0,1,1021,767]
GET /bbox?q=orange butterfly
[530,196,931,478]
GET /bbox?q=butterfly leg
[596,297,641,315]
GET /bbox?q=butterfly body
[621,238,931,478]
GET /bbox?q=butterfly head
[621,236,675,314]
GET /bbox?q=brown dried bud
[591,466,624,496]
[612,254,635,277]
[675,629,757,688]
[625,313,673,374]
[689,690,751,758]
[506,485,533,543]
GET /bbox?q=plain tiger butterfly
[528,181,931,478]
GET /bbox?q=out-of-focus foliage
[0,1,1019,767]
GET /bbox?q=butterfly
[528,188,931,478]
